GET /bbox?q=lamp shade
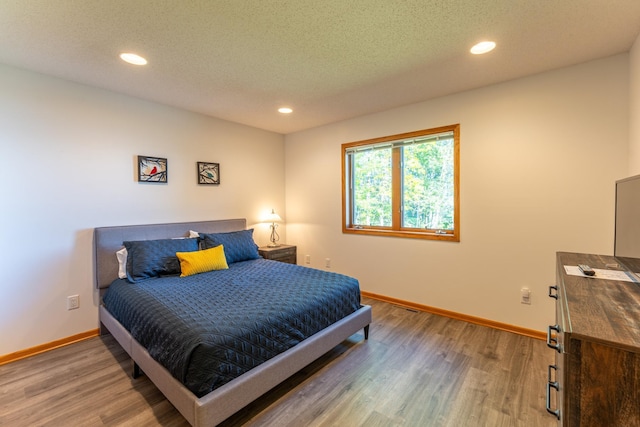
[266,209,282,223]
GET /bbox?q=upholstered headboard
[94,218,247,289]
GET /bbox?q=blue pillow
[200,229,259,264]
[123,238,199,283]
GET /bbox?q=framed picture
[138,156,167,183]
[197,162,220,185]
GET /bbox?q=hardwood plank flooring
[0,298,555,426]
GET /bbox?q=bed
[94,218,372,426]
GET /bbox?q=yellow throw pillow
[177,245,229,277]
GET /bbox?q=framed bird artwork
[138,156,167,183]
[197,162,220,185]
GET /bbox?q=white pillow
[116,247,127,279]
[189,230,199,238]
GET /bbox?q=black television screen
[615,174,640,259]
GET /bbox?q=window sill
[343,227,459,242]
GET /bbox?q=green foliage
[351,139,454,230]
[403,140,454,229]
[353,148,392,226]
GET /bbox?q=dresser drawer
[258,245,297,264]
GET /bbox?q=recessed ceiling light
[470,41,496,55]
[119,52,148,65]
[278,107,293,114]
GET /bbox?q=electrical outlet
[520,287,531,305]
[67,295,79,310]
[305,254,311,264]
[325,258,331,268]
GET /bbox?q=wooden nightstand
[258,245,297,264]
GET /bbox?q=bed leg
[133,362,142,379]
[364,325,370,340]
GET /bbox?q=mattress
[102,258,362,397]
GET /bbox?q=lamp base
[269,222,280,248]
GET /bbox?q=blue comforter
[102,258,361,397]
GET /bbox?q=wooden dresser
[547,252,640,426]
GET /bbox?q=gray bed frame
[94,219,372,426]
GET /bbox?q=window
[342,124,459,241]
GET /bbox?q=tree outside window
[342,124,459,241]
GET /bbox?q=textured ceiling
[1,1,639,134]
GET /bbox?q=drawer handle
[548,285,558,300]
[547,363,557,383]
[547,325,561,352]
[546,365,560,419]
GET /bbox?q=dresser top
[557,252,640,353]
[257,244,295,253]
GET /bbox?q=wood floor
[0,297,556,426]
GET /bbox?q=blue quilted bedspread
[102,258,361,397]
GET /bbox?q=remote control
[578,264,595,276]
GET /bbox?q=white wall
[630,33,640,174]
[0,64,285,356]
[285,54,630,332]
